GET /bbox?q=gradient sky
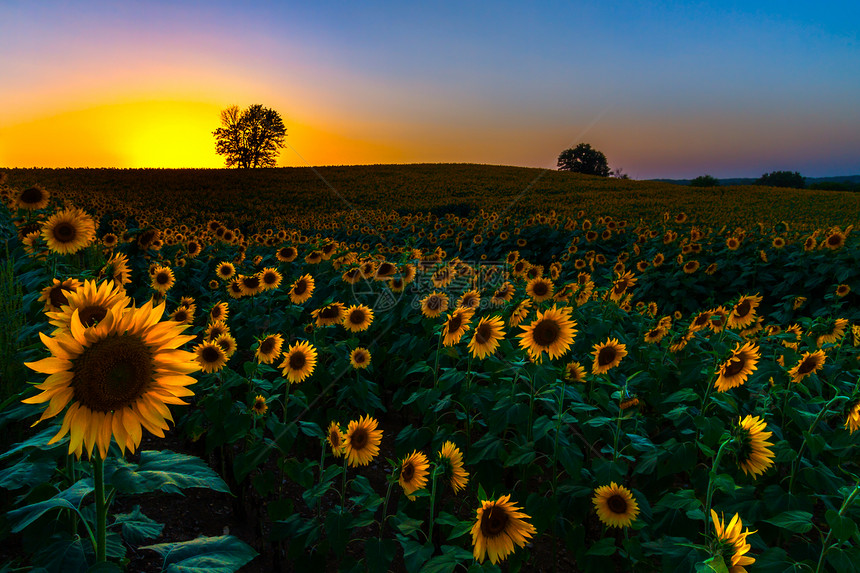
[1,0,858,178]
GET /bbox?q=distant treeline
[653,174,860,191]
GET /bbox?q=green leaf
[298,421,324,440]
[7,478,93,533]
[394,516,424,536]
[399,538,435,573]
[586,537,617,556]
[826,509,857,542]
[111,505,164,544]
[141,535,258,573]
[31,532,88,573]
[763,510,814,533]
[0,458,57,489]
[107,450,230,495]
[0,426,63,461]
[695,555,729,573]
[365,538,398,572]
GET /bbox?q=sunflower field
[1,166,859,572]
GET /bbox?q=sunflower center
[320,306,340,319]
[173,309,189,323]
[401,462,415,482]
[598,346,617,366]
[329,430,341,447]
[263,273,278,285]
[735,300,751,318]
[243,277,260,289]
[350,428,368,449]
[533,319,560,347]
[201,345,222,363]
[723,356,746,377]
[462,295,477,308]
[260,338,276,354]
[349,310,366,325]
[72,334,153,412]
[78,305,109,327]
[475,323,492,344]
[427,296,442,311]
[289,351,306,371]
[53,222,77,243]
[354,352,367,363]
[49,286,70,309]
[480,506,509,538]
[797,356,817,375]
[607,494,628,514]
[20,187,45,204]
[293,280,307,295]
[156,272,170,285]
[448,315,463,332]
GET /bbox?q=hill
[3,164,859,231]
[652,174,860,187]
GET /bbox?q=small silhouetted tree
[557,143,610,177]
[754,171,805,189]
[690,175,720,187]
[213,104,287,168]
[610,167,629,179]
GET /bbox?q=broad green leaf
[31,532,88,573]
[763,510,814,533]
[586,537,617,556]
[7,478,93,533]
[142,535,258,573]
[826,509,857,542]
[111,505,164,544]
[298,421,324,440]
[0,426,62,461]
[0,458,57,489]
[107,450,230,495]
[695,555,729,573]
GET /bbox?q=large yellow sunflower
[817,318,848,347]
[38,278,83,313]
[209,301,229,322]
[259,267,283,290]
[311,302,346,327]
[468,316,506,359]
[344,414,383,467]
[279,340,318,384]
[420,292,449,318]
[238,274,263,297]
[255,333,284,364]
[349,347,372,369]
[41,207,97,255]
[590,338,628,375]
[23,298,200,459]
[727,294,762,330]
[710,511,756,573]
[16,185,51,210]
[471,494,536,564]
[526,277,555,302]
[194,340,228,373]
[150,265,175,295]
[215,261,236,281]
[787,350,826,383]
[517,305,577,362]
[45,279,130,335]
[592,482,640,528]
[342,304,374,332]
[398,450,430,498]
[714,342,760,392]
[289,274,315,304]
[734,415,775,479]
[457,290,481,311]
[442,308,474,347]
[438,441,469,493]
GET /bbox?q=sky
[1,0,858,179]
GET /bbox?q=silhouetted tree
[557,143,610,177]
[610,167,630,179]
[213,104,287,168]
[690,175,720,187]
[754,171,805,189]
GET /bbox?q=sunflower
[845,402,860,434]
[100,252,132,288]
[508,298,533,328]
[792,296,807,310]
[817,318,849,347]
[150,265,175,295]
[251,395,268,416]
[344,414,383,467]
[517,305,576,362]
[438,441,469,493]
[349,347,371,369]
[327,421,346,457]
[734,415,774,479]
[442,308,474,347]
[38,278,83,313]
[209,301,229,322]
[824,230,845,250]
[374,261,398,280]
[836,284,851,298]
[194,340,228,373]
[205,319,229,341]
[592,482,640,528]
[214,333,237,358]
[420,292,449,318]
[727,294,762,330]
[41,207,97,255]
[16,185,50,210]
[216,261,236,281]
[237,274,263,297]
[311,302,346,327]
[714,342,760,392]
[398,450,430,498]
[341,267,362,284]
[279,340,318,384]
[342,304,374,332]
[590,338,628,374]
[289,274,315,304]
[23,298,200,459]
[709,306,729,333]
[226,279,244,299]
[787,350,826,383]
[471,494,536,564]
[45,279,129,335]
[563,361,587,383]
[468,316,506,359]
[643,327,667,344]
[710,511,756,572]
[169,304,195,325]
[726,237,741,251]
[526,277,555,302]
[457,290,481,310]
[255,333,284,364]
[276,246,298,262]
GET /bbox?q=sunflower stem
[283,382,291,425]
[704,437,732,540]
[92,453,107,563]
[317,439,326,520]
[551,381,566,495]
[340,454,349,512]
[428,466,439,546]
[68,455,79,537]
[432,330,443,388]
[379,478,395,540]
[789,395,846,494]
[815,482,860,573]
